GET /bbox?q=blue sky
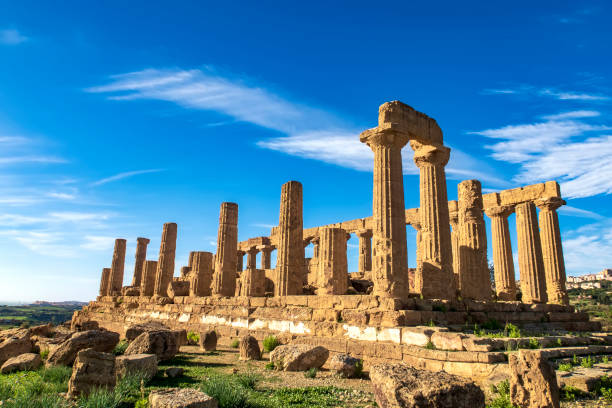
[1,1,611,302]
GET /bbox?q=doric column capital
[246,246,259,255]
[237,250,246,256]
[355,229,373,239]
[256,244,274,252]
[535,197,566,212]
[410,141,450,168]
[359,128,409,150]
[485,205,515,218]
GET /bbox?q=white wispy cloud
[90,169,165,186]
[558,205,604,220]
[563,220,612,275]
[483,85,609,102]
[90,67,507,186]
[80,235,117,251]
[0,156,66,165]
[0,29,28,45]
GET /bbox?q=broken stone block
[149,388,217,408]
[269,344,329,371]
[431,331,466,351]
[510,350,560,408]
[125,322,169,341]
[115,353,158,380]
[239,335,260,360]
[125,330,179,362]
[165,367,184,378]
[401,326,448,347]
[370,362,485,408]
[47,330,119,366]
[199,330,217,352]
[1,352,42,374]
[328,353,361,378]
[0,330,32,366]
[67,348,116,398]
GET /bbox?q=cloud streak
[0,29,28,45]
[90,169,165,186]
[483,85,609,101]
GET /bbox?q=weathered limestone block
[430,332,466,351]
[275,181,305,296]
[328,353,361,378]
[47,330,119,367]
[411,139,456,300]
[401,326,448,347]
[316,227,349,295]
[1,352,42,373]
[99,267,111,296]
[165,367,184,378]
[239,268,266,297]
[199,330,217,352]
[239,335,260,360]
[168,279,190,297]
[109,238,127,296]
[457,180,491,300]
[124,322,169,341]
[0,330,32,366]
[149,388,218,408]
[141,260,158,297]
[485,205,516,301]
[536,197,569,305]
[180,266,191,278]
[360,102,409,298]
[509,350,560,408]
[67,348,116,398]
[190,251,214,297]
[212,203,239,296]
[125,330,179,362]
[355,229,372,273]
[121,286,140,296]
[370,363,485,408]
[269,344,329,371]
[115,353,158,380]
[131,237,150,287]
[154,223,178,297]
[516,202,547,303]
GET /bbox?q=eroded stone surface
[269,344,329,371]
[239,335,260,360]
[149,388,218,408]
[67,348,116,398]
[199,330,217,352]
[509,350,560,408]
[115,353,158,380]
[47,330,118,367]
[1,352,42,373]
[125,330,178,362]
[328,353,361,378]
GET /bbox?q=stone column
[536,197,569,305]
[99,268,111,296]
[180,266,191,279]
[188,251,195,268]
[457,180,491,300]
[212,202,239,296]
[130,237,150,287]
[411,141,456,300]
[109,238,127,296]
[516,202,547,303]
[246,247,258,270]
[190,251,213,297]
[140,260,158,297]
[153,223,177,297]
[360,122,409,299]
[258,245,274,269]
[448,201,460,290]
[312,237,320,259]
[485,205,517,301]
[355,229,373,273]
[317,227,349,295]
[236,250,245,272]
[274,181,305,296]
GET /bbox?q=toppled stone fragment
[125,330,179,362]
[47,329,119,366]
[149,388,218,408]
[328,353,361,378]
[0,330,32,366]
[115,353,158,380]
[269,344,329,371]
[67,348,116,398]
[1,352,42,373]
[239,335,260,360]
[510,350,560,408]
[199,330,217,352]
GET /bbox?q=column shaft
[153,223,177,297]
[317,227,349,295]
[140,260,158,297]
[212,202,239,296]
[99,268,111,296]
[109,239,127,296]
[516,202,547,303]
[246,248,258,269]
[236,251,245,272]
[486,206,516,301]
[190,251,213,297]
[131,237,150,287]
[448,210,460,291]
[259,246,273,269]
[537,198,569,305]
[356,230,373,273]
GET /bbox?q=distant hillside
[31,300,88,307]
[0,302,85,330]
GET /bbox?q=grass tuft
[262,336,279,353]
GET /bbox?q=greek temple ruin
[77,101,605,384]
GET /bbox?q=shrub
[482,319,501,331]
[263,335,280,353]
[504,323,521,338]
[572,354,580,365]
[427,319,435,327]
[201,376,248,408]
[602,387,612,402]
[558,363,573,372]
[580,355,594,368]
[187,331,200,345]
[488,380,513,408]
[113,340,129,355]
[230,339,240,348]
[134,399,149,408]
[264,361,275,370]
[561,386,587,401]
[40,349,49,360]
[425,341,436,350]
[603,355,609,364]
[235,371,259,389]
[527,338,540,349]
[354,359,364,378]
[304,368,318,379]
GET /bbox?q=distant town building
[566,269,611,289]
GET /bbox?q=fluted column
[153,223,177,297]
[212,202,239,296]
[190,251,213,296]
[236,250,245,272]
[355,229,373,273]
[457,180,491,300]
[274,181,305,296]
[448,203,460,291]
[536,197,569,305]
[130,237,150,287]
[246,247,258,270]
[140,260,158,297]
[516,202,547,303]
[109,238,127,296]
[258,245,274,269]
[485,205,516,301]
[360,126,409,299]
[99,267,111,296]
[411,141,456,300]
[317,227,349,295]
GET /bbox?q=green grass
[0,365,72,408]
[230,339,240,348]
[580,355,594,368]
[0,304,83,329]
[262,336,279,353]
[558,363,573,372]
[487,380,516,408]
[187,331,200,345]
[303,368,318,379]
[424,341,436,350]
[113,339,129,355]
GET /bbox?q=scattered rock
[47,329,119,366]
[29,323,53,337]
[149,387,218,408]
[1,352,42,373]
[125,330,179,362]
[67,348,116,398]
[239,335,260,360]
[175,329,188,347]
[125,323,169,341]
[328,354,361,378]
[165,367,184,378]
[370,362,485,408]
[0,330,32,366]
[430,331,466,351]
[269,344,329,371]
[510,350,560,408]
[199,330,217,352]
[115,353,158,380]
